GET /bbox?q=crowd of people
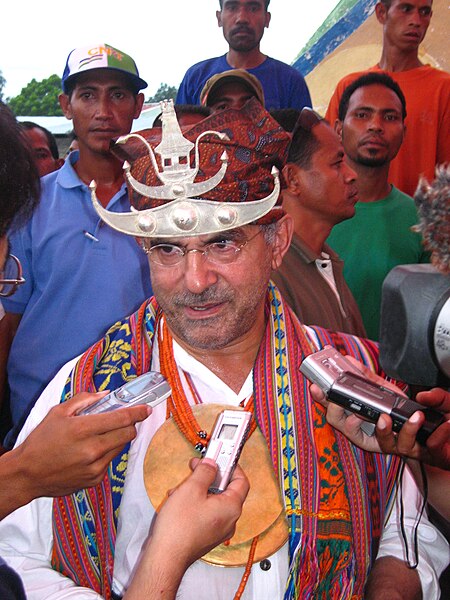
[0,1,449,599]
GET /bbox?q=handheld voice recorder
[300,346,445,445]
[204,410,252,494]
[300,346,376,436]
[78,372,171,415]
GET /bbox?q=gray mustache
[174,288,233,307]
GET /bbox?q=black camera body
[379,264,450,388]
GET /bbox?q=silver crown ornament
[90,99,280,238]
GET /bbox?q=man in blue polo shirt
[0,43,153,448]
[176,0,311,111]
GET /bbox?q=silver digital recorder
[204,410,252,493]
[78,372,171,415]
[300,346,445,445]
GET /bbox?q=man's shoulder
[256,57,309,88]
[333,67,378,94]
[387,186,419,215]
[41,157,80,192]
[181,55,228,79]
[328,64,449,111]
[346,188,419,227]
[31,161,85,217]
[301,321,378,360]
[5,168,64,237]
[177,55,229,104]
[325,68,377,120]
[388,185,414,203]
[432,67,450,83]
[403,64,450,81]
[260,57,305,77]
[416,66,450,95]
[253,57,311,109]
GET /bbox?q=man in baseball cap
[200,68,264,112]
[62,43,147,93]
[0,43,152,447]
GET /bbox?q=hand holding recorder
[302,346,446,463]
[78,371,171,415]
[203,409,252,494]
[123,458,249,600]
[378,387,450,470]
[0,391,152,520]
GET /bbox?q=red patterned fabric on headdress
[111,98,290,218]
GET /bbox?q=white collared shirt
[0,329,447,599]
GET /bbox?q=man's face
[208,81,256,112]
[59,70,143,156]
[377,0,433,51]
[288,123,358,226]
[338,84,405,168]
[217,1,271,53]
[23,128,61,177]
[149,225,282,352]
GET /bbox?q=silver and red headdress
[90,98,290,238]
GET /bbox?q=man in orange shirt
[326,0,450,197]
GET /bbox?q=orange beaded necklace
[156,317,259,598]
[157,317,257,452]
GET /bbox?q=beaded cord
[158,319,210,451]
[234,536,259,600]
[157,317,259,597]
[158,318,257,448]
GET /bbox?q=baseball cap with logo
[200,69,265,107]
[62,43,148,93]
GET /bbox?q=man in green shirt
[327,72,429,340]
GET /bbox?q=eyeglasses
[291,107,324,137]
[144,230,262,267]
[0,254,25,297]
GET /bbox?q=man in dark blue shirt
[176,0,311,110]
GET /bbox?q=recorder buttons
[206,440,222,462]
[116,388,132,400]
[349,401,362,413]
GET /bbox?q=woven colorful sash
[254,284,401,599]
[51,300,155,596]
[52,286,400,599]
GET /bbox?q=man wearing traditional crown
[0,98,447,599]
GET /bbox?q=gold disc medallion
[143,403,288,566]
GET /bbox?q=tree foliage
[147,82,178,103]
[0,71,5,102]
[8,75,63,116]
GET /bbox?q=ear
[59,93,72,120]
[375,2,387,25]
[270,214,293,270]
[134,93,145,119]
[216,10,223,27]
[335,119,343,139]
[56,158,65,169]
[265,11,271,28]
[282,163,303,194]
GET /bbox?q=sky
[1,0,339,100]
